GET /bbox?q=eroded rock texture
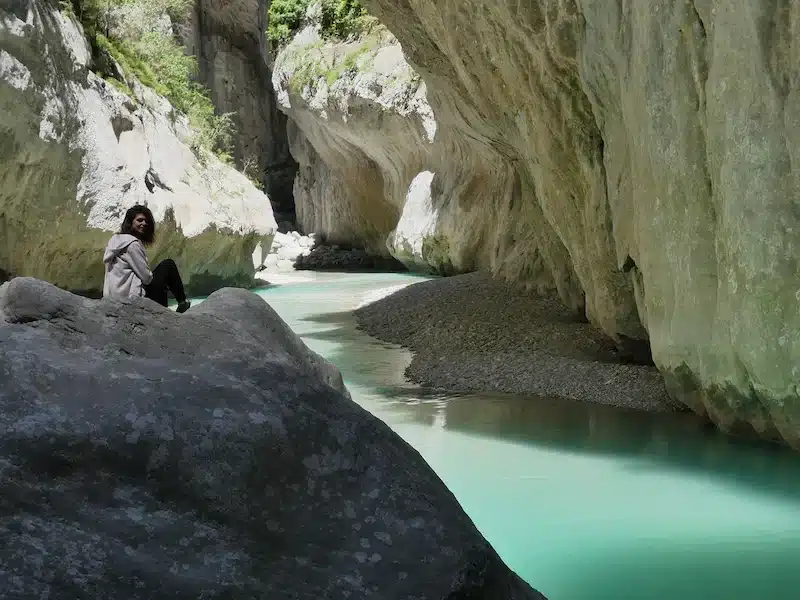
[0,277,545,600]
[0,0,276,297]
[277,1,800,446]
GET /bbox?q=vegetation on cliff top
[267,0,372,46]
[286,39,379,95]
[60,0,235,163]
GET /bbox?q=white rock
[77,79,277,238]
[388,170,439,270]
[277,244,303,261]
[0,50,31,91]
[273,232,293,247]
[252,241,266,269]
[265,254,280,267]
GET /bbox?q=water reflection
[303,308,800,501]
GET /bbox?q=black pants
[144,259,187,307]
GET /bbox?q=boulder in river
[294,244,408,272]
[0,277,545,599]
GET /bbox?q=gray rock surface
[0,277,545,600]
[294,244,407,272]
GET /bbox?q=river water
[199,272,800,599]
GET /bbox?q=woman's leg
[144,259,189,310]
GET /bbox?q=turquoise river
[194,272,800,600]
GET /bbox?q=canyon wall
[1,0,276,296]
[182,0,297,223]
[276,0,800,446]
[272,22,436,255]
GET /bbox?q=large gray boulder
[0,278,544,600]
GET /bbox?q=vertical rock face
[1,0,277,296]
[183,0,297,223]
[353,0,800,446]
[272,25,436,255]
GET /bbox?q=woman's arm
[126,241,154,285]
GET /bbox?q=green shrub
[267,0,311,46]
[267,0,371,46]
[133,32,196,104]
[65,0,192,37]
[319,0,368,39]
[324,43,372,86]
[95,33,163,92]
[189,110,236,164]
[289,59,327,93]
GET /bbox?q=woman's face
[132,213,149,238]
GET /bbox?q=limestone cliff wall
[359,0,800,446]
[182,0,297,221]
[1,0,276,296]
[272,23,436,256]
[275,1,800,446]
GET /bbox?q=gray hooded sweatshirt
[102,233,154,299]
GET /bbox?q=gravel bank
[355,272,683,412]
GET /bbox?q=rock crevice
[182,0,298,222]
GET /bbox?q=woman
[102,205,191,313]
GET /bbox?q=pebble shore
[355,272,683,412]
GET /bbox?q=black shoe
[176,300,191,314]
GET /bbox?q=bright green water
[197,273,800,600]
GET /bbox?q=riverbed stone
[0,277,544,599]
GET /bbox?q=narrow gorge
[271,0,800,448]
[2,0,799,445]
[2,0,800,597]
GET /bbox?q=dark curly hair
[120,205,155,245]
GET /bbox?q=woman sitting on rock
[102,205,191,313]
